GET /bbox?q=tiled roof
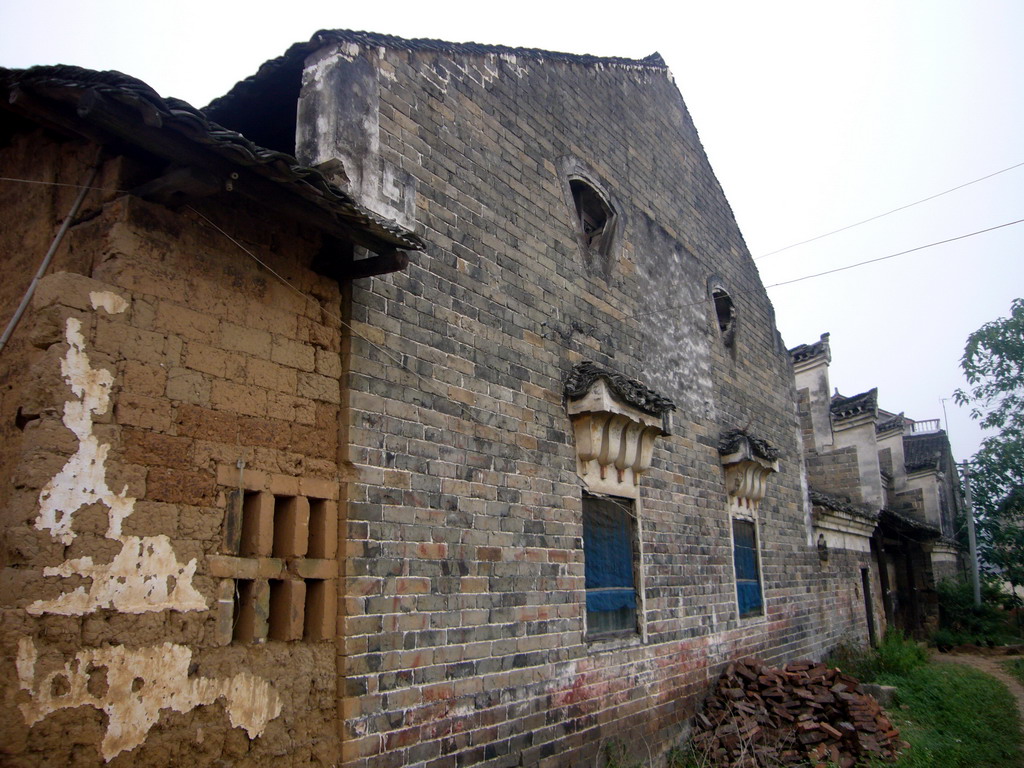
[719,429,781,462]
[789,333,830,365]
[830,388,878,421]
[876,412,905,434]
[809,489,879,522]
[564,362,676,417]
[904,431,949,473]
[878,508,942,540]
[206,29,668,120]
[0,65,424,252]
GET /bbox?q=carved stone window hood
[719,430,780,515]
[565,363,675,499]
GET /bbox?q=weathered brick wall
[931,556,960,584]
[895,487,925,520]
[795,387,815,450]
[2,46,889,767]
[328,43,867,767]
[878,446,893,479]
[805,449,863,506]
[0,130,101,514]
[812,548,885,648]
[1,136,343,766]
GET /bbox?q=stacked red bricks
[691,658,905,767]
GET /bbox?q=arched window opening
[570,178,615,258]
[712,288,735,344]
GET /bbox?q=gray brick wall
[335,43,862,767]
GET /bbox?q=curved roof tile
[1,64,424,252]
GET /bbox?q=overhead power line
[754,160,1024,260]
[1,173,1020,322]
[764,216,1024,289]
[630,215,1024,319]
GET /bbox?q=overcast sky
[3,0,1021,467]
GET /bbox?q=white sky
[3,0,1021,466]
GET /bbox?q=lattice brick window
[210,472,338,644]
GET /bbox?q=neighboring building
[3,33,880,767]
[791,333,962,638]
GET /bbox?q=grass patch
[829,631,928,683]
[1004,658,1024,688]
[934,578,1024,647]
[880,662,1024,767]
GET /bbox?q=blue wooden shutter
[733,519,763,617]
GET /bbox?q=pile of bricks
[690,658,905,767]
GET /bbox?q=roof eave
[2,66,423,259]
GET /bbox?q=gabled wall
[298,37,874,767]
[3,36,890,767]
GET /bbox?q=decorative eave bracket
[719,430,780,517]
[565,364,674,500]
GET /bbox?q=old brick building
[3,32,879,767]
[791,333,962,637]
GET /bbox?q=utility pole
[962,462,982,607]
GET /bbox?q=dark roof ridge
[809,489,879,521]
[903,429,949,473]
[879,508,942,539]
[831,387,878,420]
[719,429,782,462]
[311,29,668,69]
[564,361,676,417]
[789,332,831,365]
[876,412,905,434]
[205,29,668,117]
[1,64,423,251]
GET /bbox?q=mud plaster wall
[317,45,867,767]
[1,137,342,767]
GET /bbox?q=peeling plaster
[17,638,283,761]
[27,534,205,615]
[89,290,129,315]
[20,292,281,756]
[30,295,205,614]
[34,315,128,544]
[339,41,361,61]
[481,54,501,87]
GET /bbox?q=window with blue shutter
[582,494,637,636]
[732,519,763,618]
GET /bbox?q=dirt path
[932,651,1024,722]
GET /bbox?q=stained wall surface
[300,38,877,767]
[2,36,884,768]
[1,134,344,766]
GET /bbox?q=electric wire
[184,206,489,429]
[628,215,1024,320]
[764,216,1024,289]
[0,175,125,193]
[754,160,1024,260]
[0,174,1019,333]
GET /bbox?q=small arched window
[570,179,614,254]
[566,175,618,277]
[712,287,736,346]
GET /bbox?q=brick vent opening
[215,484,338,644]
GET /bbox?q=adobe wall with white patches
[1,136,344,766]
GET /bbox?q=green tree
[955,298,1024,587]
[986,488,1024,594]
